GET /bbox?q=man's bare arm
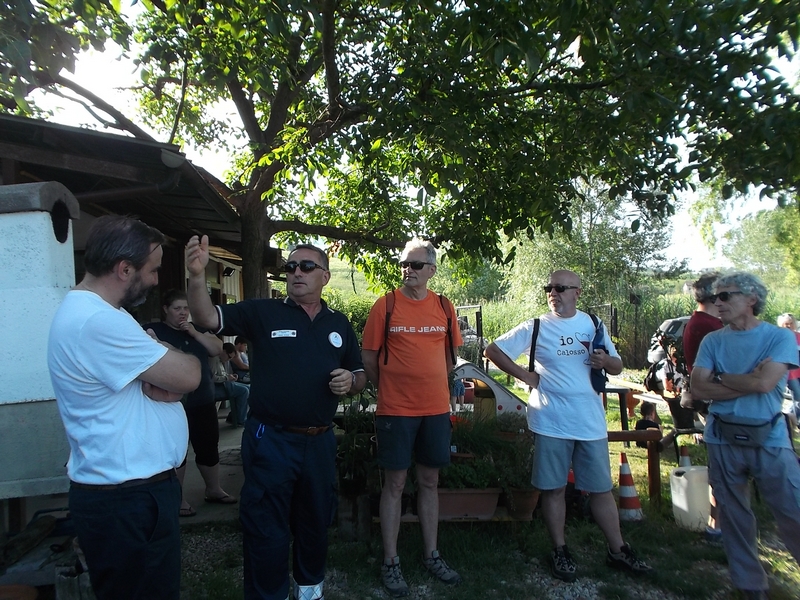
[139,350,201,395]
[691,360,787,402]
[362,349,380,388]
[185,235,220,331]
[484,342,539,389]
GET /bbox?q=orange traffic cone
[618,452,644,521]
[679,445,692,467]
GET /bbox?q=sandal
[204,494,238,505]
[179,506,197,517]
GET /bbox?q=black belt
[254,414,332,436]
[70,469,175,491]
[282,425,332,436]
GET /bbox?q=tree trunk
[239,190,276,300]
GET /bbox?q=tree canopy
[3,0,799,297]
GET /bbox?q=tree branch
[320,0,341,119]
[272,219,406,248]
[44,72,156,141]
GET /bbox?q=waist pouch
[713,412,782,447]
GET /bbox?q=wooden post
[607,429,662,508]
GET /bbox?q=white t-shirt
[492,311,620,441]
[48,290,189,484]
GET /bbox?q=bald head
[546,270,582,317]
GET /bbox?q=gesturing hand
[185,235,210,277]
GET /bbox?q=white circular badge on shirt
[329,332,343,348]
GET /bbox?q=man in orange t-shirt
[362,239,463,597]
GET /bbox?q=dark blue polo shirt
[218,298,363,427]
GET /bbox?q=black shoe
[606,543,653,575]
[549,545,577,582]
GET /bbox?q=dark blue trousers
[240,418,337,600]
[68,474,181,600]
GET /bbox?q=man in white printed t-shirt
[485,270,652,583]
[48,215,201,600]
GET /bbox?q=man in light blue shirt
[692,271,800,599]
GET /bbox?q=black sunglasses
[283,260,325,273]
[709,291,744,302]
[400,261,431,270]
[544,285,579,293]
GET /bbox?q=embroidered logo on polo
[328,332,343,348]
[271,329,297,338]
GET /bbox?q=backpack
[643,361,664,393]
[379,290,456,366]
[528,313,607,392]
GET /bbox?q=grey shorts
[375,413,452,470]
[532,434,613,493]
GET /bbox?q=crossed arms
[691,358,788,402]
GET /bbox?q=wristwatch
[712,372,723,384]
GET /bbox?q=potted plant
[337,389,376,497]
[494,433,539,520]
[437,413,503,520]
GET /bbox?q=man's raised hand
[185,235,210,276]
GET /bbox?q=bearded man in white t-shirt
[485,270,652,583]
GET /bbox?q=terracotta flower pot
[437,487,500,520]
[505,488,540,521]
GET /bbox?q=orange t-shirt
[362,290,463,416]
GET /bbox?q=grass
[179,392,800,600]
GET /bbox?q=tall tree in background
[723,207,800,288]
[2,0,799,297]
[501,179,678,306]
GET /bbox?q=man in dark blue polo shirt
[186,235,366,600]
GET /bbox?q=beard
[120,273,153,309]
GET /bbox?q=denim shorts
[375,413,452,470]
[532,434,613,493]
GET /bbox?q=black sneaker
[606,543,653,574]
[381,556,409,597]
[549,545,577,582]
[422,550,462,586]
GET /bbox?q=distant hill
[327,257,376,298]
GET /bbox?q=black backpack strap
[528,318,540,372]
[381,291,395,366]
[438,294,457,365]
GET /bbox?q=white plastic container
[670,466,711,531]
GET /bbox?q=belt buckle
[306,426,318,435]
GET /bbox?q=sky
[28,22,798,274]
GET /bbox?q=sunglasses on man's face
[399,261,430,270]
[283,260,325,273]
[709,291,744,302]
[544,285,579,294]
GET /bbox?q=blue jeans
[787,379,800,419]
[69,474,181,600]
[240,418,337,600]
[215,381,251,426]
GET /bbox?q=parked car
[646,316,691,364]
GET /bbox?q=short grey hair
[400,238,437,265]
[692,271,720,304]
[289,243,329,270]
[713,271,768,316]
[777,313,797,329]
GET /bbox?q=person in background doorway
[144,290,237,518]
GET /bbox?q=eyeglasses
[283,260,325,273]
[709,291,744,302]
[399,261,431,270]
[544,285,579,293]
